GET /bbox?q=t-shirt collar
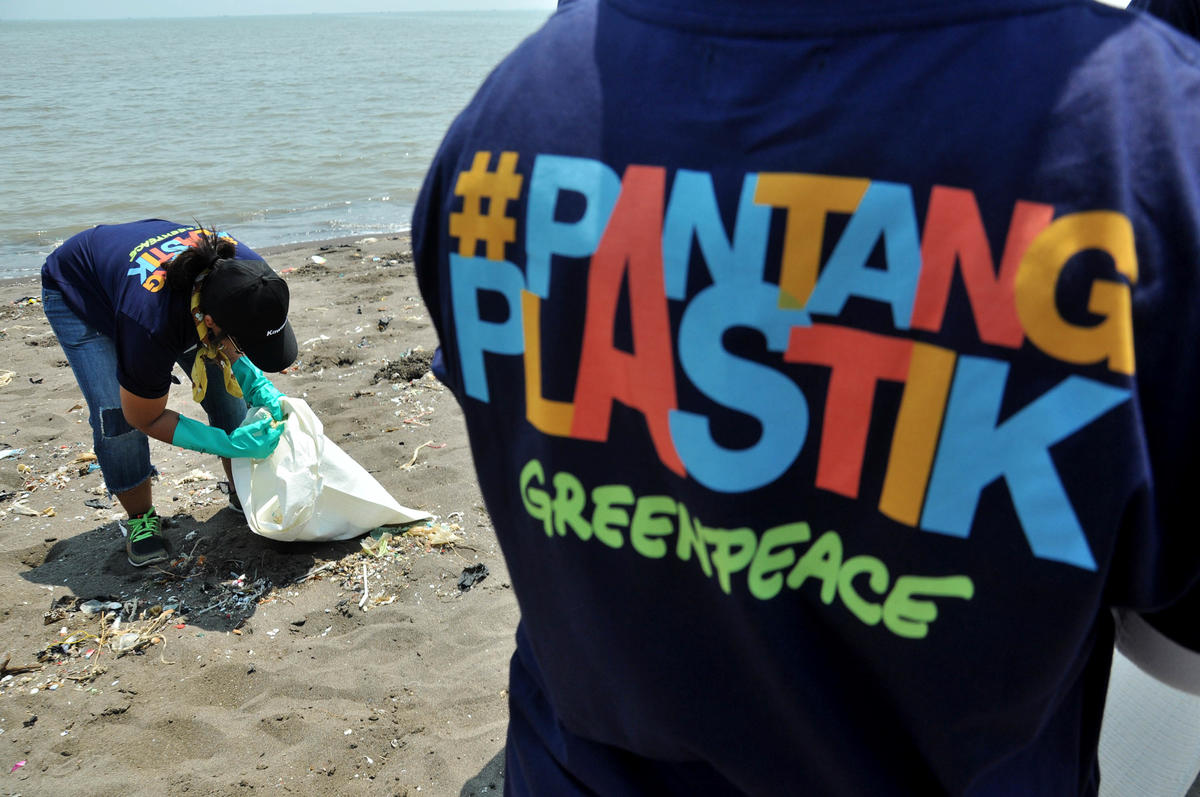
[601,0,1081,36]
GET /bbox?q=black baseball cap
[202,259,298,372]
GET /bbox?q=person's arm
[120,388,179,443]
[120,384,283,459]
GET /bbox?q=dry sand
[0,235,517,795]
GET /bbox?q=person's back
[413,1,1200,793]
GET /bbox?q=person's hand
[226,416,285,459]
[231,356,285,421]
[172,414,284,460]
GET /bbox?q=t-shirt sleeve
[114,313,176,399]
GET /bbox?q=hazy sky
[0,0,556,20]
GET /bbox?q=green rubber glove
[231,356,285,421]
[172,414,284,460]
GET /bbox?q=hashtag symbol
[450,151,523,261]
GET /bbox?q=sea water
[0,11,551,278]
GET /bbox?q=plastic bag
[231,396,430,541]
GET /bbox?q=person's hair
[163,225,236,292]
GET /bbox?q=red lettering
[571,165,685,476]
[911,187,1053,347]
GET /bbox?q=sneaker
[220,481,243,514]
[119,508,169,567]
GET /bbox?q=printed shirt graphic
[41,219,264,397]
[414,1,1200,794]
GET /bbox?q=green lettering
[675,504,713,578]
[591,485,632,550]
[519,459,553,537]
[701,524,757,595]
[882,575,974,639]
[786,530,843,604]
[551,471,592,541]
[630,496,676,559]
[837,555,889,626]
[748,522,811,600]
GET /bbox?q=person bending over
[42,220,295,566]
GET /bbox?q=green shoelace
[127,513,159,543]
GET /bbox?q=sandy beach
[0,234,517,795]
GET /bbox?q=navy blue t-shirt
[414,1,1200,794]
[42,219,264,398]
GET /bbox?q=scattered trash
[0,370,14,388]
[310,255,327,265]
[28,377,43,384]
[110,633,142,653]
[458,563,489,592]
[84,498,110,510]
[400,440,445,471]
[377,316,392,332]
[402,523,461,547]
[175,468,217,485]
[0,448,23,460]
[10,759,25,773]
[80,600,123,616]
[10,502,40,517]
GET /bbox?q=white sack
[232,396,430,541]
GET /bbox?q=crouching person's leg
[43,286,166,567]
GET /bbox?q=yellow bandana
[190,275,243,403]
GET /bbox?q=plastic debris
[0,448,23,460]
[110,633,142,652]
[402,523,461,547]
[10,759,25,773]
[458,563,490,592]
[175,468,217,485]
[310,255,327,265]
[80,600,123,616]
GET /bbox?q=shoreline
[0,231,405,291]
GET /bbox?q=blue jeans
[42,286,248,495]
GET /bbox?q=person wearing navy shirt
[42,220,297,566]
[414,0,1200,793]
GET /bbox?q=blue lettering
[448,253,526,402]
[920,355,1129,570]
[525,154,620,298]
[670,281,810,492]
[662,172,770,298]
[806,181,922,330]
